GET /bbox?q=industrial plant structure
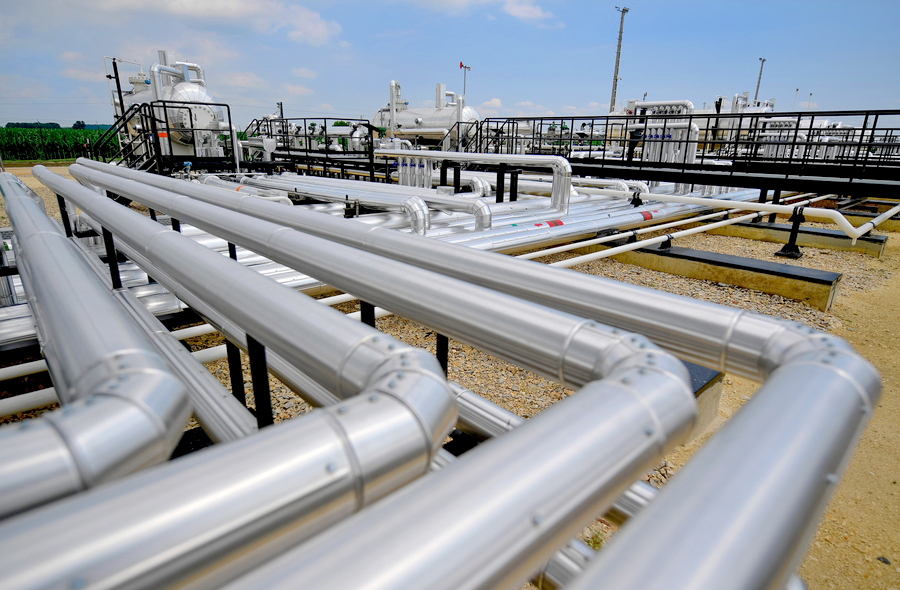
[1,51,898,590]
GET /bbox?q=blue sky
[2,0,898,127]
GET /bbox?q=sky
[2,0,898,128]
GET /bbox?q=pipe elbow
[340,337,457,455]
[401,196,430,236]
[0,366,189,519]
[761,322,881,410]
[471,200,492,231]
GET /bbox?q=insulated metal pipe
[76,211,341,408]
[67,161,861,383]
[246,173,493,231]
[70,164,669,390]
[224,337,694,590]
[515,193,826,261]
[0,172,191,518]
[37,167,456,439]
[376,149,573,214]
[240,174,430,235]
[566,332,880,590]
[4,168,457,590]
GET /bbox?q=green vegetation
[0,128,118,161]
[5,122,62,129]
[584,529,605,550]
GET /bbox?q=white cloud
[58,51,82,62]
[222,72,266,88]
[76,0,342,46]
[588,101,600,108]
[563,105,577,111]
[286,5,342,46]
[502,0,552,20]
[480,98,503,109]
[292,67,317,79]
[317,103,334,111]
[284,83,314,96]
[62,68,106,82]
[515,100,534,107]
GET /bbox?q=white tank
[371,81,481,145]
[161,82,223,145]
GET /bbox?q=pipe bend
[401,196,430,236]
[339,337,457,453]
[0,172,191,518]
[469,199,492,231]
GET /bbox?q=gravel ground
[1,167,897,588]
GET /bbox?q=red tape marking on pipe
[236,186,243,191]
[640,211,652,220]
[158,132,168,138]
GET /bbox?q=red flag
[460,61,464,69]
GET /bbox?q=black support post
[752,189,768,223]
[148,207,158,222]
[360,301,376,327]
[246,334,274,428]
[225,340,246,404]
[440,161,448,186]
[171,218,181,233]
[510,169,520,202]
[228,242,238,261]
[453,165,461,193]
[101,227,122,289]
[775,206,805,259]
[768,190,782,223]
[436,333,449,375]
[496,163,506,204]
[55,195,73,238]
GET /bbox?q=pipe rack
[0,156,883,590]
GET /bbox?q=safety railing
[471,109,900,175]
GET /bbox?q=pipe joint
[339,337,457,452]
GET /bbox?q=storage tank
[371,81,480,149]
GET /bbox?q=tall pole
[460,62,472,97]
[609,6,629,113]
[792,88,799,111]
[753,58,766,103]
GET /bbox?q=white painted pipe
[628,192,900,244]
[0,388,58,417]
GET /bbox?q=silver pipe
[173,60,206,86]
[110,287,256,443]
[37,166,456,442]
[248,174,493,231]
[5,167,457,589]
[224,338,694,590]
[376,149,573,214]
[241,175,430,235]
[61,229,256,442]
[0,172,191,518]
[69,160,776,378]
[70,164,673,390]
[565,333,880,590]
[76,211,339,408]
[0,389,449,590]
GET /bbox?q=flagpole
[460,62,471,97]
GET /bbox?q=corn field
[0,128,118,161]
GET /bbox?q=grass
[584,529,605,550]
